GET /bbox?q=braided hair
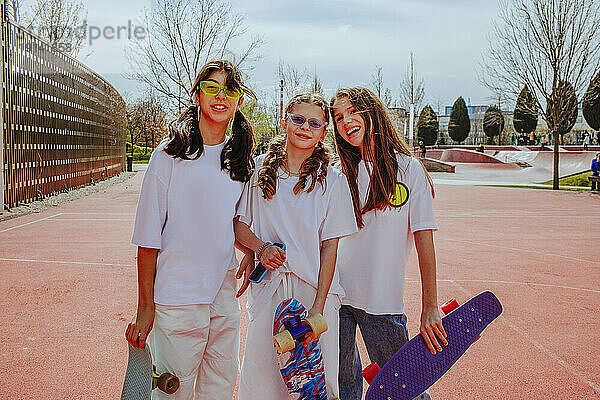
[257,93,331,200]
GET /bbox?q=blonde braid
[293,141,331,195]
[257,135,287,200]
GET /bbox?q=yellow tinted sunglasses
[198,81,244,99]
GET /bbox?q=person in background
[419,140,427,158]
[583,132,590,151]
[591,153,599,191]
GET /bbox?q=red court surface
[0,170,599,399]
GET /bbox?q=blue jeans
[338,305,431,400]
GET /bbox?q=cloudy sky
[50,0,504,111]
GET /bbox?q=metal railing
[1,16,126,209]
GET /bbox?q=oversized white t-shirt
[236,154,358,316]
[131,140,243,305]
[337,154,437,315]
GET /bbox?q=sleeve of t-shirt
[235,179,254,227]
[236,156,261,226]
[320,172,359,241]
[408,158,438,233]
[131,147,172,249]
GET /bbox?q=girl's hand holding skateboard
[420,306,448,355]
[125,305,155,349]
[303,306,326,345]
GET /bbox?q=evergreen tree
[582,71,600,131]
[513,86,538,134]
[416,105,439,146]
[483,105,505,144]
[448,97,470,143]
[546,80,578,143]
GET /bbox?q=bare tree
[6,0,24,22]
[126,0,263,112]
[370,65,395,107]
[278,61,308,100]
[20,0,87,56]
[482,0,600,189]
[398,53,425,114]
[311,72,323,94]
[127,92,168,152]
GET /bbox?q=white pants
[150,269,240,400]
[238,273,341,400]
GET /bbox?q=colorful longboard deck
[273,298,328,400]
[365,291,502,400]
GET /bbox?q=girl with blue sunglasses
[234,92,358,399]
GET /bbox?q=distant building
[388,107,409,142]
[439,105,489,145]
[438,103,593,145]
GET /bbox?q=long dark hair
[257,93,331,200]
[330,87,434,228]
[164,60,256,182]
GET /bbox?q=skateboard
[362,291,502,400]
[121,343,180,400]
[273,298,329,400]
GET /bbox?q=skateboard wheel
[153,372,180,394]
[441,298,459,315]
[361,362,380,385]
[306,314,328,336]
[274,330,295,353]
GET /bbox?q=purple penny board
[273,298,328,400]
[365,291,502,400]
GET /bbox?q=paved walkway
[0,170,599,399]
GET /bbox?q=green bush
[583,71,600,130]
[126,142,153,163]
[416,105,439,146]
[546,80,578,138]
[513,86,537,134]
[448,97,470,143]
[483,105,504,143]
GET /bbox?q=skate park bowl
[426,146,597,186]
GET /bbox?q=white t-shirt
[131,140,243,305]
[236,154,358,304]
[337,154,438,315]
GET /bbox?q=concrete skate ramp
[422,158,455,173]
[440,148,505,163]
[433,150,595,185]
[425,149,443,160]
[494,150,592,177]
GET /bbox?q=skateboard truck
[153,365,180,394]
[283,316,312,342]
[274,312,327,353]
